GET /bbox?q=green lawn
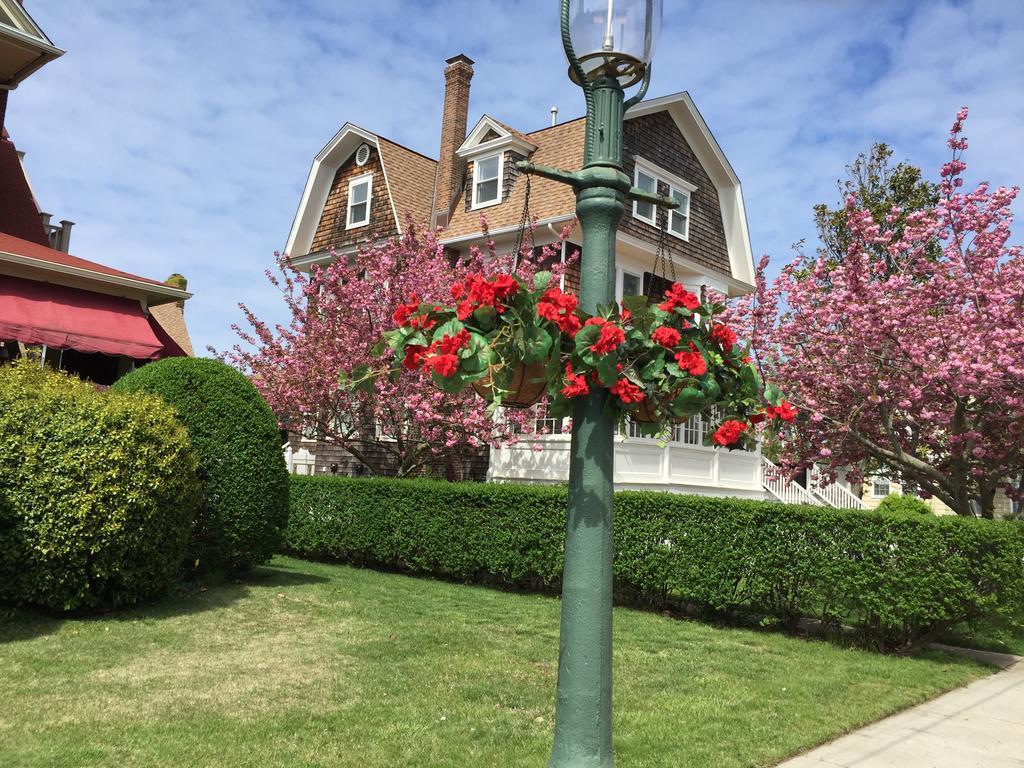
[0,556,993,768]
[940,609,1024,657]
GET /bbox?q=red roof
[0,230,165,287]
[0,137,49,246]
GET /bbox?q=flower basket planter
[472,361,548,408]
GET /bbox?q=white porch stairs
[761,459,864,509]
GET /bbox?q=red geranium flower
[767,399,797,422]
[392,294,421,327]
[749,412,767,425]
[674,347,707,377]
[589,322,626,355]
[658,283,700,313]
[537,287,581,337]
[610,378,645,404]
[712,419,747,446]
[711,323,738,350]
[651,326,681,349]
[427,353,460,378]
[561,364,589,398]
[402,344,427,371]
[437,329,471,355]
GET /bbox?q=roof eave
[0,250,192,305]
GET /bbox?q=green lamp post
[516,1,672,766]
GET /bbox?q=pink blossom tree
[735,109,1024,517]
[221,222,573,478]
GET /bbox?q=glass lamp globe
[567,0,663,88]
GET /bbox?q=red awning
[0,275,165,359]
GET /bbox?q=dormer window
[472,153,502,208]
[346,173,372,229]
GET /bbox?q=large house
[0,0,192,385]
[282,53,840,503]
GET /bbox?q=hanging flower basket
[357,271,796,448]
[472,360,549,408]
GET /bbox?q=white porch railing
[809,466,864,509]
[761,459,822,506]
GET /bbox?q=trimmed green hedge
[0,362,200,612]
[877,494,932,515]
[113,358,289,575]
[286,476,1024,650]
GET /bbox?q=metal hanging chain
[512,172,534,273]
[647,202,676,301]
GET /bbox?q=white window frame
[346,172,373,229]
[632,156,698,236]
[871,478,891,498]
[632,166,657,225]
[616,268,642,302]
[667,184,692,241]
[471,152,504,210]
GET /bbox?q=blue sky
[7,0,1022,355]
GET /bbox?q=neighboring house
[0,1,193,385]
[860,474,1016,518]
[281,53,842,503]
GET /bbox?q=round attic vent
[355,144,371,166]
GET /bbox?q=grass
[0,556,995,768]
[939,609,1024,657]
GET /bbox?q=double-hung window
[871,478,891,498]
[633,167,657,224]
[668,185,691,240]
[346,173,372,229]
[632,157,697,240]
[472,153,502,208]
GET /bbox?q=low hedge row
[286,476,1024,649]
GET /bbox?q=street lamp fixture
[567,0,662,88]
[515,1,670,766]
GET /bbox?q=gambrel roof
[284,92,754,288]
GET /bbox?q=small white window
[620,270,641,300]
[668,186,691,240]
[633,168,656,224]
[472,153,502,208]
[871,478,891,498]
[346,173,372,229]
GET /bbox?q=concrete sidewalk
[778,647,1024,768]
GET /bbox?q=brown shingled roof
[443,117,585,240]
[149,301,193,356]
[377,137,438,229]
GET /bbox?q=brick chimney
[433,54,474,229]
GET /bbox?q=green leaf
[521,324,553,365]
[595,356,619,388]
[532,271,553,292]
[431,370,469,393]
[701,377,722,402]
[640,355,666,380]
[432,318,465,341]
[622,295,651,316]
[548,397,573,420]
[472,305,498,329]
[674,387,706,415]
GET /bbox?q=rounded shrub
[113,357,289,574]
[0,362,200,612]
[877,493,932,515]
